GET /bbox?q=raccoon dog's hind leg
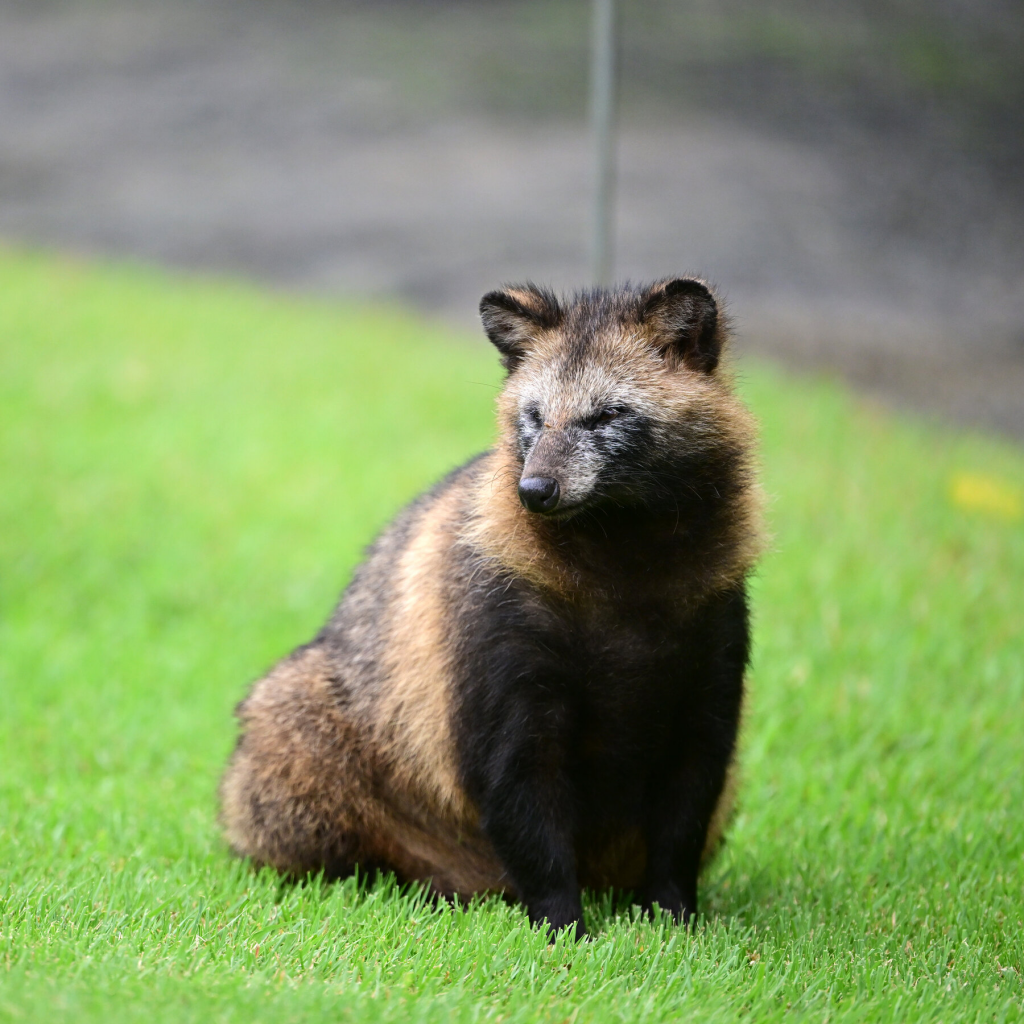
[219,644,377,880]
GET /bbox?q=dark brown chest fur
[448,520,750,892]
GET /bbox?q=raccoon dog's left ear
[479,286,561,371]
[640,278,723,374]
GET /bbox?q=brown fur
[221,490,508,897]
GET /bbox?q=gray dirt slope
[1,0,1021,435]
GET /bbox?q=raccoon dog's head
[479,279,747,520]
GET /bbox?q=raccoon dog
[220,278,764,938]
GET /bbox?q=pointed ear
[479,286,561,371]
[640,278,723,374]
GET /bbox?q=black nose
[518,476,560,513]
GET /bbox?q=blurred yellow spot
[949,473,1023,521]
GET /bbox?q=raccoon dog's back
[221,279,764,937]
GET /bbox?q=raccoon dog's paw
[527,893,587,941]
[640,882,697,928]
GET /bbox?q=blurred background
[1,0,1021,435]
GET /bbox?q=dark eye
[591,408,620,427]
[524,406,543,428]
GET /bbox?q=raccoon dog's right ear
[479,286,561,371]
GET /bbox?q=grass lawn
[0,249,1021,1023]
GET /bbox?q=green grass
[1,249,1022,1023]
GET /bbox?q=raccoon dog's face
[480,279,738,519]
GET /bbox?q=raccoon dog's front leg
[468,688,585,939]
[641,586,749,926]
[640,739,736,926]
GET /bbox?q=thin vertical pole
[589,0,617,288]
